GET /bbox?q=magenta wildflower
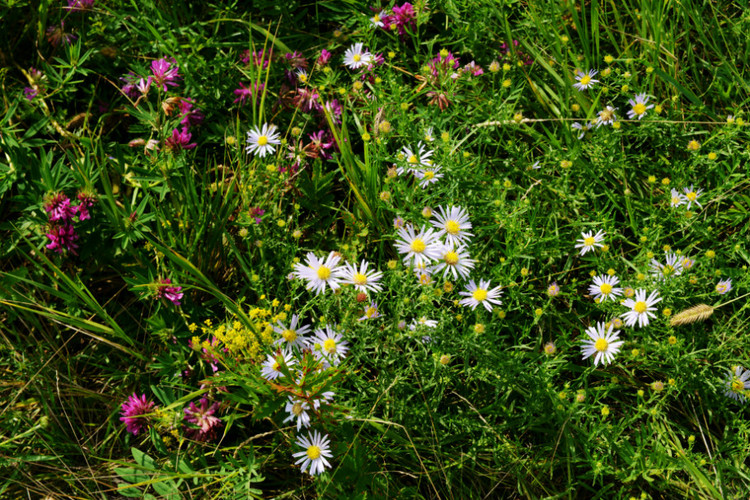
[463,61,484,76]
[23,87,38,101]
[382,3,416,37]
[317,49,332,67]
[321,99,342,125]
[155,278,183,306]
[75,192,96,221]
[232,82,264,105]
[183,398,223,442]
[65,0,95,11]
[241,49,270,68]
[150,57,180,92]
[429,52,460,78]
[46,22,77,47]
[165,127,196,151]
[293,87,320,113]
[44,193,76,223]
[120,393,157,435]
[120,72,141,99]
[46,224,79,254]
[285,51,308,70]
[249,207,265,224]
[177,98,204,127]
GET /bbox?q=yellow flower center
[672,196,681,205]
[662,265,674,276]
[272,361,281,372]
[445,220,460,234]
[444,251,459,265]
[472,288,488,302]
[365,306,377,317]
[373,15,380,22]
[408,154,418,164]
[600,283,613,295]
[353,54,361,62]
[686,192,697,201]
[410,238,426,253]
[282,329,297,342]
[594,338,609,352]
[579,75,591,85]
[257,135,268,146]
[307,445,321,460]
[317,266,331,280]
[292,402,304,416]
[599,109,614,121]
[584,236,596,247]
[423,171,435,180]
[633,103,646,115]
[323,338,337,353]
[634,301,648,313]
[352,272,368,286]
[731,378,745,393]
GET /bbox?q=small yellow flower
[497,310,506,319]
[489,61,500,73]
[353,81,364,91]
[706,249,716,259]
[388,51,396,59]
[387,259,397,269]
[654,104,663,114]
[504,179,512,188]
[502,79,512,88]
[707,152,717,160]
[662,308,672,317]
[687,140,700,151]
[604,55,614,64]
[400,102,410,111]
[535,308,543,317]
[601,405,610,417]
[439,354,451,365]
[503,63,511,71]
[662,177,670,185]
[277,219,286,227]
[513,112,524,123]
[474,323,485,334]
[648,175,656,183]
[292,229,302,239]
[560,160,572,169]
[560,35,569,43]
[379,191,391,201]
[441,131,450,142]
[621,84,629,93]
[362,132,371,142]
[378,121,391,134]
[571,103,581,112]
[668,335,677,345]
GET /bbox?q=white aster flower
[626,93,653,120]
[308,325,349,366]
[431,205,474,246]
[596,106,617,128]
[343,42,372,69]
[724,366,750,403]
[400,142,434,171]
[575,229,606,256]
[370,10,385,27]
[394,224,442,267]
[573,69,599,91]
[680,255,695,270]
[433,243,475,280]
[274,314,311,350]
[716,278,732,295]
[340,260,384,293]
[246,123,281,157]
[670,188,685,207]
[358,301,381,321]
[571,121,591,140]
[409,317,438,330]
[424,127,435,142]
[293,252,345,295]
[580,322,623,367]
[459,279,503,312]
[589,275,623,302]
[283,397,312,431]
[293,431,333,475]
[621,289,662,328]
[649,252,683,280]
[260,349,296,381]
[415,165,444,188]
[681,185,703,209]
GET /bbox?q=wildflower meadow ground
[2,0,750,498]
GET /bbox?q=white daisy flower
[680,255,696,270]
[621,289,662,328]
[649,252,683,280]
[246,123,281,157]
[293,252,345,295]
[295,69,309,84]
[415,165,444,188]
[681,185,703,209]
[589,275,623,302]
[626,93,653,120]
[433,243,475,280]
[273,314,311,350]
[571,121,591,140]
[308,325,349,366]
[596,106,617,128]
[580,322,623,367]
[358,301,381,321]
[573,69,599,91]
[293,431,333,475]
[343,42,372,69]
[459,279,503,312]
[670,188,685,207]
[716,278,732,295]
[260,350,296,381]
[340,260,384,293]
[575,230,606,256]
[724,366,750,403]
[394,224,442,267]
[370,10,385,27]
[400,142,434,171]
[283,397,312,431]
[424,127,435,142]
[409,317,438,330]
[431,205,474,246]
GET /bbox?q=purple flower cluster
[46,21,77,48]
[183,398,223,442]
[499,39,533,66]
[120,393,157,435]
[44,192,95,254]
[381,3,417,37]
[154,278,184,306]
